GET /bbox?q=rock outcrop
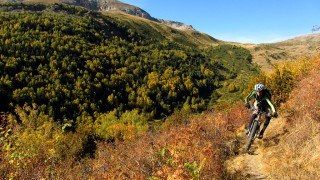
[157,19,194,30]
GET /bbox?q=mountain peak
[98,0,156,20]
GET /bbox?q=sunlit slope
[241,33,320,72]
[102,11,220,47]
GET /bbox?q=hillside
[0,2,258,123]
[0,0,195,30]
[101,10,218,46]
[241,33,320,72]
[1,54,318,179]
[225,56,320,179]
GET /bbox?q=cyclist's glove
[245,103,250,109]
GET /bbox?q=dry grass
[260,55,320,179]
[240,33,320,73]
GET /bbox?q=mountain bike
[244,103,264,153]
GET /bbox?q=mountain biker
[245,83,278,139]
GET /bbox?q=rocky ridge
[97,0,195,30]
[0,0,195,30]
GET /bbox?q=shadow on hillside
[232,124,289,155]
[245,174,268,180]
[262,127,289,148]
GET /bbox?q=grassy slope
[102,11,220,47]
[239,33,320,73]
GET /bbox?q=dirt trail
[224,117,288,179]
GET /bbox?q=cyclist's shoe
[258,133,263,139]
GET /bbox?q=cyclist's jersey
[245,90,276,114]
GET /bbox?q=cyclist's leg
[258,107,271,138]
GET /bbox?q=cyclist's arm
[266,98,276,113]
[245,90,255,104]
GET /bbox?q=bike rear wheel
[244,121,259,153]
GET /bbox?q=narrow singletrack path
[225,117,287,179]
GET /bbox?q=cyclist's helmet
[254,83,264,92]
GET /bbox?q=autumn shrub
[0,104,96,179]
[243,55,319,107]
[0,104,59,179]
[93,109,149,141]
[160,106,193,129]
[228,83,238,93]
[267,67,295,106]
[268,55,320,106]
[65,102,248,179]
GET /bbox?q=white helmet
[254,83,264,92]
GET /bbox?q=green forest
[0,3,259,125]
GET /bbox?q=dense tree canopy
[0,3,259,124]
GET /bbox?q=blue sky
[120,0,320,44]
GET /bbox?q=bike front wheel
[244,121,259,153]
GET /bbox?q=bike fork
[248,115,261,137]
